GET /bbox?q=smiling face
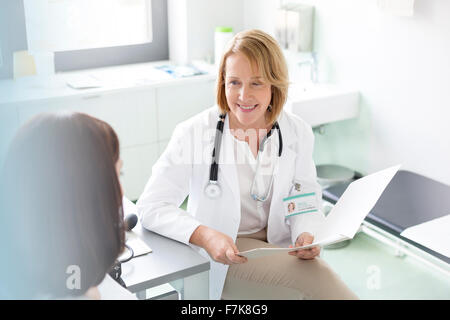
[288,202,295,213]
[224,52,272,130]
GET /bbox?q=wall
[168,0,244,64]
[243,0,450,185]
[3,0,449,185]
[0,0,28,79]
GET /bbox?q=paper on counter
[66,74,102,89]
[400,214,450,258]
[238,165,401,259]
[124,231,152,257]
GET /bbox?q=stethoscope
[204,113,283,201]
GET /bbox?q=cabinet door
[156,80,215,141]
[158,139,170,158]
[120,143,159,201]
[70,89,157,148]
[0,105,20,167]
[16,97,75,125]
[17,89,158,148]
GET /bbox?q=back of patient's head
[0,112,125,299]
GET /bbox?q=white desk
[121,223,210,300]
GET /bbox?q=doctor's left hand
[288,232,321,260]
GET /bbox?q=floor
[320,232,450,300]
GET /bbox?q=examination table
[322,170,450,265]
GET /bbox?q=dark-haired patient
[0,112,135,299]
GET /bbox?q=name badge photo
[283,192,318,218]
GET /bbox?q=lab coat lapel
[269,149,296,214]
[213,111,298,224]
[269,112,297,220]
[217,115,240,206]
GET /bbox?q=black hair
[0,112,125,299]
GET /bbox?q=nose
[238,84,253,102]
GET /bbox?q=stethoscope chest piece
[205,181,221,199]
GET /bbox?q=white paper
[123,231,152,258]
[238,235,346,259]
[66,74,102,89]
[400,214,450,258]
[322,164,401,240]
[238,165,401,259]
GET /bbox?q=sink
[285,83,359,127]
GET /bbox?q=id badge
[283,192,318,218]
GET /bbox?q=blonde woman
[137,29,357,300]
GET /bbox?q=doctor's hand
[288,232,321,260]
[189,225,248,265]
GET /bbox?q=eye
[230,80,240,85]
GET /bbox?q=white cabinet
[0,106,19,167]
[16,89,158,148]
[156,80,215,141]
[13,89,159,200]
[120,143,160,200]
[1,72,216,201]
[74,89,158,148]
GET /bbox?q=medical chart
[238,165,401,259]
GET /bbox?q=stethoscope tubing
[206,113,282,199]
[209,114,226,182]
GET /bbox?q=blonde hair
[216,29,289,124]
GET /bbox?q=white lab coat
[137,106,325,300]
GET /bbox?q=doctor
[137,29,357,300]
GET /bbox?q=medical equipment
[214,27,234,67]
[108,243,134,288]
[205,113,283,201]
[316,164,361,190]
[108,211,139,288]
[124,213,138,231]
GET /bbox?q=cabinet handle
[82,94,101,100]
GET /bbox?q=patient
[0,112,130,299]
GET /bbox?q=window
[23,0,168,72]
[24,0,152,51]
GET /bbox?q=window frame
[54,0,168,72]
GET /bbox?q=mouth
[237,104,258,112]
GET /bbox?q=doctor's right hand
[189,225,248,265]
